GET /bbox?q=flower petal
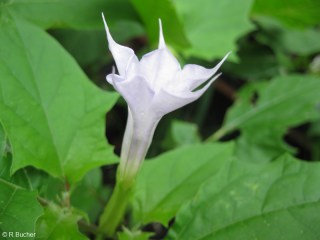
[139,48,181,92]
[191,73,221,96]
[109,74,155,116]
[158,19,166,49]
[153,73,221,116]
[181,52,230,91]
[102,13,138,76]
[152,89,198,116]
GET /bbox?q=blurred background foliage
[1,0,320,239]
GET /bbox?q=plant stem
[205,127,227,142]
[96,178,134,239]
[79,220,99,236]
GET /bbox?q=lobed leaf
[255,16,320,57]
[168,154,320,240]
[0,0,139,30]
[0,179,43,239]
[0,124,6,158]
[71,168,111,223]
[224,75,320,130]
[0,15,118,184]
[209,75,320,162]
[173,0,255,61]
[132,142,234,226]
[118,228,153,240]
[36,203,88,240]
[252,0,320,28]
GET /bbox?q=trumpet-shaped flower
[102,14,230,184]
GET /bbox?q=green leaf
[1,149,36,190]
[162,120,201,150]
[132,142,234,226]
[0,155,36,190]
[223,38,280,80]
[310,56,320,76]
[167,154,320,240]
[130,0,190,49]
[230,75,320,125]
[255,16,320,56]
[235,128,295,163]
[36,203,88,240]
[0,153,65,202]
[209,75,320,162]
[173,0,255,60]
[0,124,6,158]
[0,179,43,238]
[1,0,145,67]
[52,24,144,67]
[118,228,153,240]
[71,168,110,223]
[1,0,139,30]
[309,118,320,161]
[0,16,118,184]
[170,120,201,146]
[251,0,320,28]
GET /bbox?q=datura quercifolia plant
[98,14,230,238]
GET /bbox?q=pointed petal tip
[105,66,117,85]
[204,72,222,88]
[101,13,115,44]
[214,72,222,79]
[210,52,231,74]
[222,51,231,61]
[199,52,229,79]
[101,12,108,29]
[158,18,166,49]
[106,74,113,85]
[194,72,221,96]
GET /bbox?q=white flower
[102,14,230,184]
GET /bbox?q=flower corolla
[102,14,229,182]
